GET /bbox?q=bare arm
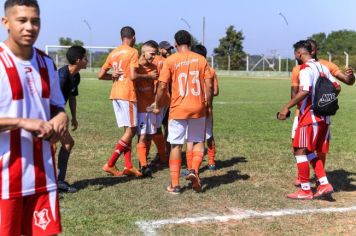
[291,86,299,99]
[205,77,214,109]
[48,110,68,143]
[278,90,309,120]
[68,96,78,130]
[213,78,219,96]
[0,117,53,138]
[155,81,167,110]
[335,69,355,85]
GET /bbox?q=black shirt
[58,65,80,103]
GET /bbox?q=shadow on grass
[200,156,248,173]
[327,169,356,192]
[72,176,135,191]
[200,170,250,192]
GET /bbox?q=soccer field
[60,75,356,235]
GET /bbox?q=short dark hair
[66,45,86,65]
[191,44,207,58]
[306,38,317,49]
[174,30,191,46]
[120,26,135,39]
[293,40,312,53]
[143,40,158,50]
[4,0,40,14]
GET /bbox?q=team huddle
[0,0,355,235]
[98,26,218,194]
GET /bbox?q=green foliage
[214,25,246,70]
[59,37,84,46]
[309,30,356,68]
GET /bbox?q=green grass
[60,76,356,235]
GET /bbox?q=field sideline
[59,75,356,235]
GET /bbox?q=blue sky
[1,0,356,57]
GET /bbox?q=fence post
[278,56,281,72]
[246,55,249,72]
[344,51,349,68]
[228,54,231,72]
[327,51,332,62]
[211,55,214,69]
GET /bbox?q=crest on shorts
[34,208,51,230]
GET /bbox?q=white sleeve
[49,62,65,109]
[299,67,313,91]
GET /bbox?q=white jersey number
[177,71,201,97]
[113,60,124,81]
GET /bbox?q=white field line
[135,205,356,236]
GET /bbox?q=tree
[59,37,84,46]
[213,25,246,70]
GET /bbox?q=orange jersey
[159,51,212,119]
[101,45,139,101]
[153,55,170,107]
[135,63,157,112]
[291,59,341,87]
[210,67,219,96]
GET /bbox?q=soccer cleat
[313,183,334,199]
[166,185,181,195]
[149,154,168,169]
[58,181,77,193]
[208,164,216,171]
[294,177,301,187]
[186,170,202,192]
[141,166,153,178]
[122,167,143,177]
[102,164,123,177]
[287,189,313,200]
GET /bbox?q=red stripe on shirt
[0,51,24,100]
[36,52,50,98]
[33,138,46,192]
[9,129,22,197]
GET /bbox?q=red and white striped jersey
[0,42,65,199]
[298,59,340,126]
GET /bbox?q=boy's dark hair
[4,0,40,14]
[120,26,135,39]
[293,40,312,53]
[66,45,86,65]
[191,44,207,58]
[174,30,191,46]
[143,40,159,50]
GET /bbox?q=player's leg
[57,130,77,193]
[165,119,187,194]
[288,125,313,200]
[291,115,301,187]
[206,115,216,171]
[310,122,333,198]
[103,100,137,176]
[186,117,206,192]
[151,107,168,167]
[0,197,23,235]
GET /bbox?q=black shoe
[141,166,153,178]
[58,181,77,193]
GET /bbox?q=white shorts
[137,112,157,135]
[156,106,168,128]
[112,99,137,128]
[205,115,213,139]
[291,116,298,139]
[167,117,206,145]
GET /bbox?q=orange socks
[186,151,193,170]
[169,159,182,187]
[192,151,204,174]
[207,144,216,165]
[137,143,147,167]
[153,133,167,162]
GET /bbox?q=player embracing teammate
[278,40,341,200]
